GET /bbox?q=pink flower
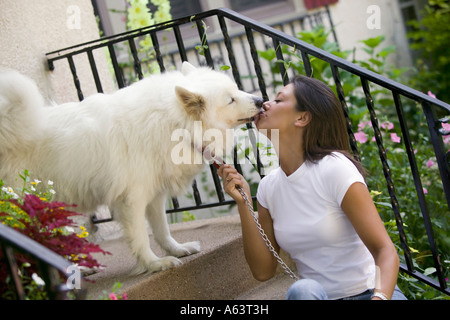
[381,121,394,130]
[354,131,368,144]
[109,293,118,300]
[428,91,436,99]
[423,187,428,194]
[442,123,450,144]
[426,159,435,168]
[442,123,450,132]
[122,293,128,300]
[390,133,401,143]
[358,121,372,131]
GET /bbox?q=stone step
[84,214,295,300]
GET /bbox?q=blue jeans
[286,279,408,300]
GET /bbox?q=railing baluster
[196,20,214,68]
[300,50,312,77]
[192,179,202,206]
[423,103,450,212]
[238,35,257,92]
[150,32,166,73]
[218,15,243,89]
[421,102,449,289]
[108,44,125,88]
[392,92,429,271]
[2,244,25,300]
[210,165,225,202]
[67,55,84,101]
[245,26,268,101]
[86,49,103,93]
[171,197,180,210]
[233,145,244,176]
[361,77,414,272]
[128,38,144,80]
[330,64,359,159]
[272,38,289,85]
[173,25,188,62]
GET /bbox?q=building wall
[101,0,413,70]
[0,0,114,104]
[329,0,412,68]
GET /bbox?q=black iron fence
[0,223,85,299]
[42,7,450,297]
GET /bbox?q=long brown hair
[291,75,365,176]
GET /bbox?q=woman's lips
[254,111,266,126]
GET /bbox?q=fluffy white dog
[0,62,263,274]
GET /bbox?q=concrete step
[85,214,295,300]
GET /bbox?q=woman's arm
[217,164,279,281]
[341,182,400,300]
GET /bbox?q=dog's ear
[181,62,197,76]
[175,86,205,118]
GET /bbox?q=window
[229,0,285,12]
[398,0,426,34]
[303,0,339,10]
[148,0,202,19]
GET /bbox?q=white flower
[48,180,54,186]
[32,273,45,286]
[2,186,19,199]
[65,226,75,233]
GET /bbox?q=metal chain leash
[236,185,299,281]
[203,150,298,281]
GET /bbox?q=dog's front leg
[113,194,181,274]
[146,194,200,258]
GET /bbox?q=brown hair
[291,75,365,176]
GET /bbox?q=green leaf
[361,35,385,48]
[378,45,396,58]
[423,267,436,276]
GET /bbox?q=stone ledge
[85,214,295,300]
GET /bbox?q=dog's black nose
[253,97,264,109]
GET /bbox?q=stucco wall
[0,0,114,104]
[329,0,412,68]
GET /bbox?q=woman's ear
[294,111,312,127]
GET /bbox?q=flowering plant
[108,0,172,81]
[0,170,110,299]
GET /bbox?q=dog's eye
[229,97,235,105]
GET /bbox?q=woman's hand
[217,164,251,205]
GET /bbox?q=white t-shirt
[257,152,376,299]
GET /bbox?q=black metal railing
[45,8,449,296]
[0,223,85,300]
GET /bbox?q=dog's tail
[0,70,45,155]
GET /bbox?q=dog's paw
[148,256,182,273]
[167,241,201,258]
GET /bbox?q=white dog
[0,62,263,274]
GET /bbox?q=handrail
[0,223,85,299]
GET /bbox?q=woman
[217,75,407,300]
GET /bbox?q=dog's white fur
[0,62,262,274]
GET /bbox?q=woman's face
[255,83,301,133]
